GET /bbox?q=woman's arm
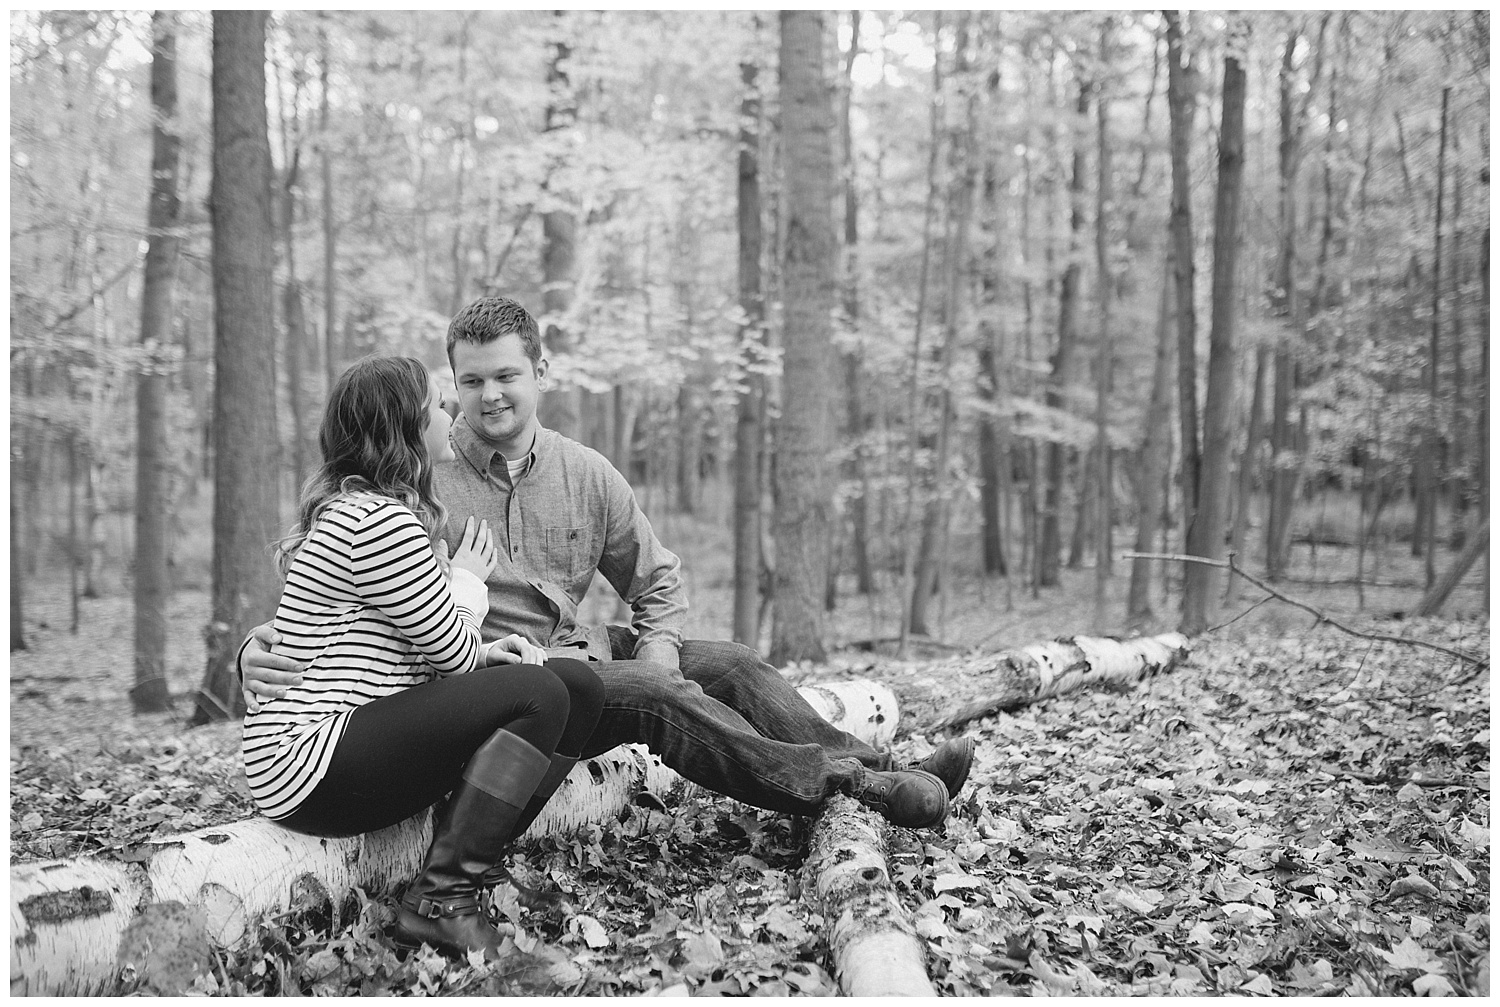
[351,503,491,676]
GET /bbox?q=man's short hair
[446,297,543,366]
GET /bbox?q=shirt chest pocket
[543,525,596,585]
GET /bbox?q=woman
[242,355,603,960]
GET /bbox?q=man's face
[451,334,548,458]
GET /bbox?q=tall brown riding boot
[482,753,579,916]
[394,730,551,960]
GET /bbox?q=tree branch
[44,254,143,333]
[1123,551,1486,669]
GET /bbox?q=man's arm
[595,467,688,670]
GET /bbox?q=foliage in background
[10,11,1488,618]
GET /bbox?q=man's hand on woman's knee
[241,622,305,714]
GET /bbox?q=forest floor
[8,544,1491,996]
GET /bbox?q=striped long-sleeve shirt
[242,492,490,820]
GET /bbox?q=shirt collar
[452,416,543,482]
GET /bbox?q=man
[242,296,974,838]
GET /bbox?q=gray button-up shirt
[433,416,687,663]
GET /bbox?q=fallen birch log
[10,679,898,996]
[930,632,1191,731]
[803,794,935,996]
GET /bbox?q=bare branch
[1123,551,1486,669]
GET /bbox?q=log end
[114,901,214,995]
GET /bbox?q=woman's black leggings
[277,658,604,838]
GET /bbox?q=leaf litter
[10,590,1489,995]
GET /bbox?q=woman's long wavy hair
[276,356,447,577]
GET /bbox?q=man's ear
[534,357,549,388]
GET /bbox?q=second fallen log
[930,633,1191,731]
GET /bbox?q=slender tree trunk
[674,383,700,515]
[132,11,182,714]
[911,13,975,637]
[897,13,945,652]
[976,36,1009,581]
[273,52,311,495]
[977,334,1009,577]
[11,449,28,650]
[1092,21,1115,625]
[770,10,837,665]
[68,433,80,633]
[448,16,473,315]
[1228,345,1268,602]
[318,16,337,393]
[537,17,589,446]
[839,11,874,597]
[1266,32,1306,582]
[1448,105,1466,527]
[193,11,283,725]
[1164,10,1200,545]
[1041,70,1091,588]
[1127,256,1175,629]
[1423,86,1450,589]
[1479,224,1489,606]
[1181,42,1246,636]
[732,53,765,648]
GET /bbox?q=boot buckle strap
[406,894,479,919]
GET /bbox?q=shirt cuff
[634,638,681,672]
[449,568,492,625]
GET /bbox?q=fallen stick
[1125,550,1487,669]
[9,680,898,996]
[929,632,1191,731]
[802,795,936,996]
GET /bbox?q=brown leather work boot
[912,737,976,799]
[854,768,950,829]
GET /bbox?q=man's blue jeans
[574,630,893,815]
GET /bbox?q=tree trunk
[1180,44,1247,637]
[977,338,1009,578]
[537,18,586,444]
[839,11,874,598]
[975,37,1009,582]
[911,13,976,638]
[1478,225,1489,606]
[804,797,936,996]
[770,10,837,665]
[1040,71,1091,588]
[898,13,945,651]
[193,11,283,725]
[732,54,765,649]
[1126,256,1175,629]
[132,11,181,714]
[930,632,1190,731]
[1068,449,1093,570]
[281,279,311,491]
[1164,10,1200,543]
[1092,23,1116,625]
[1416,519,1487,617]
[674,384,700,515]
[68,431,79,633]
[318,15,338,394]
[10,450,27,650]
[1265,34,1304,583]
[1423,85,1450,589]
[1228,344,1268,602]
[11,682,895,996]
